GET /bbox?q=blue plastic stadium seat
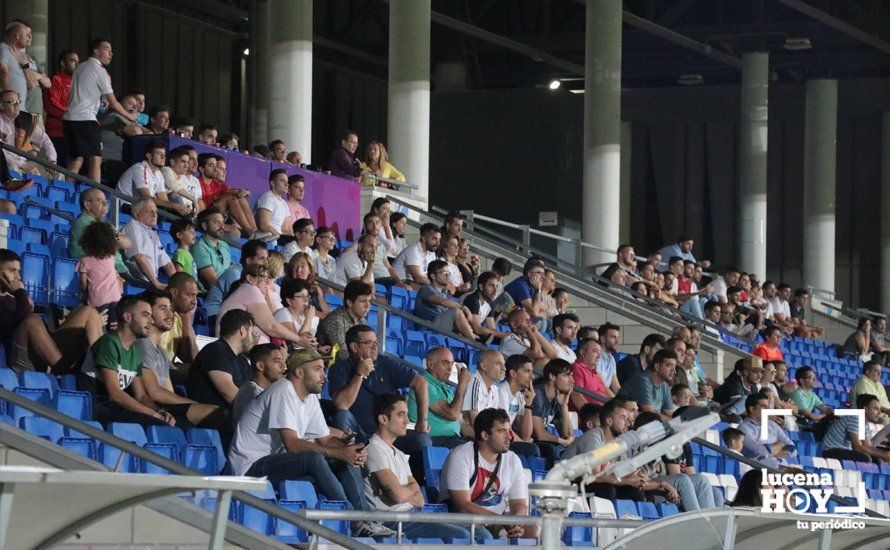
[52,258,80,308]
[21,226,46,246]
[637,501,659,520]
[147,425,187,455]
[8,387,50,422]
[186,428,225,473]
[562,512,593,546]
[390,286,409,310]
[21,371,59,399]
[20,416,64,442]
[423,446,450,489]
[239,502,277,536]
[279,480,319,508]
[143,442,178,474]
[0,367,18,390]
[21,252,50,304]
[526,456,546,472]
[58,374,77,391]
[318,500,350,535]
[59,437,98,460]
[658,502,680,517]
[406,330,426,357]
[415,538,444,545]
[64,420,102,440]
[104,422,148,472]
[54,390,92,421]
[201,496,238,520]
[275,500,309,543]
[0,414,14,425]
[615,499,639,519]
[184,444,220,475]
[421,503,448,513]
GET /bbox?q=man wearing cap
[714,357,764,416]
[228,348,396,538]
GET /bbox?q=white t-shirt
[437,441,527,514]
[392,241,435,281]
[161,167,203,207]
[282,242,313,263]
[228,379,330,476]
[377,231,401,257]
[554,343,577,364]
[497,381,526,425]
[333,247,371,287]
[251,190,291,242]
[712,276,728,300]
[363,434,415,513]
[499,333,530,358]
[117,161,165,198]
[64,57,113,121]
[770,297,791,320]
[232,380,264,424]
[461,372,500,413]
[274,307,319,335]
[445,261,463,288]
[122,219,172,279]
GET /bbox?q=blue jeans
[659,473,716,511]
[384,521,483,541]
[245,451,369,511]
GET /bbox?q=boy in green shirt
[170,218,199,287]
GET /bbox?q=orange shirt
[753,343,784,362]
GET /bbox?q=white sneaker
[353,520,397,538]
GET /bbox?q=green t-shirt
[408,371,460,437]
[192,236,232,279]
[83,332,142,401]
[173,247,197,281]
[69,213,127,274]
[790,388,823,412]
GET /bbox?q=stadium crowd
[1,19,890,542]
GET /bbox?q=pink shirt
[75,255,121,307]
[571,361,608,409]
[216,284,271,344]
[287,199,311,223]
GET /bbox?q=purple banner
[130,136,361,241]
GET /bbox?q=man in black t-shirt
[186,309,255,412]
[462,271,509,343]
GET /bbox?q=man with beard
[192,206,232,289]
[530,358,575,465]
[231,343,287,423]
[134,289,223,429]
[79,295,176,427]
[158,272,199,364]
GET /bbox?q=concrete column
[268,0,312,163]
[880,113,890,313]
[388,0,431,204]
[802,79,838,294]
[8,0,47,115]
[581,0,622,267]
[738,52,769,280]
[248,0,270,148]
[619,121,632,245]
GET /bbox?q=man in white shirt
[161,146,204,212]
[438,408,534,540]
[333,233,376,287]
[231,343,287,424]
[252,168,293,243]
[228,348,395,538]
[391,222,440,284]
[597,322,622,395]
[712,266,741,304]
[282,218,315,262]
[498,308,558,368]
[364,394,473,540]
[64,37,136,182]
[118,140,191,216]
[360,212,402,283]
[552,313,579,363]
[498,355,540,459]
[122,199,175,290]
[462,350,505,426]
[0,89,56,173]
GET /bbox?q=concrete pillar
[388,0,431,204]
[619,121,632,245]
[881,113,890,313]
[7,0,47,115]
[248,0,270,148]
[268,0,313,164]
[738,52,769,280]
[581,0,622,267]
[802,79,838,294]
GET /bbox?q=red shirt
[676,277,693,295]
[42,73,72,138]
[199,177,230,206]
[753,343,784,362]
[571,361,608,409]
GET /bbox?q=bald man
[69,187,131,273]
[462,350,506,426]
[407,346,472,449]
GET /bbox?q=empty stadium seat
[147,425,187,455]
[614,499,639,519]
[563,511,594,546]
[184,444,219,475]
[636,501,659,521]
[658,502,679,517]
[52,258,80,308]
[318,500,350,536]
[239,501,277,536]
[21,252,50,304]
[423,446,450,488]
[20,416,64,442]
[143,442,178,474]
[0,367,18,390]
[59,437,98,460]
[275,500,309,543]
[279,480,319,508]
[103,422,148,472]
[8,387,51,422]
[20,371,59,399]
[186,428,225,472]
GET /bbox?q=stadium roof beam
[772,0,890,56]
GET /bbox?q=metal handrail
[365,173,419,191]
[0,387,373,550]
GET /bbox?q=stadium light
[548,79,561,90]
[243,48,250,56]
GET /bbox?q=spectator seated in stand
[408,346,472,449]
[274,278,322,351]
[497,354,541,458]
[216,264,303,346]
[789,365,834,422]
[869,316,888,364]
[822,394,890,464]
[461,350,506,428]
[251,168,293,243]
[121,198,175,290]
[203,239,267,333]
[551,313,579,363]
[413,259,477,340]
[285,174,311,224]
[282,218,315,262]
[328,324,432,463]
[231,343,287,423]
[227,348,396,538]
[714,357,764,416]
[0,248,105,375]
[498,308,559,369]
[78,295,177,427]
[68,187,131,276]
[360,140,405,187]
[437,408,532,541]
[570,337,611,409]
[597,322,623,396]
[160,146,204,212]
[0,89,57,176]
[186,309,256,417]
[436,233,469,296]
[144,104,170,135]
[504,257,546,320]
[391,222,440,286]
[316,280,372,362]
[332,233,375,288]
[462,271,509,344]
[530,358,576,467]
[617,349,678,422]
[842,318,874,363]
[364,393,473,540]
[196,153,256,237]
[736,392,797,471]
[357,211,401,285]
[850,361,890,424]
[616,333,665,385]
[752,325,785,363]
[191,206,233,290]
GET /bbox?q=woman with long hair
[217,265,303,345]
[285,251,330,317]
[360,141,405,188]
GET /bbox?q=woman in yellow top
[360,141,406,187]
